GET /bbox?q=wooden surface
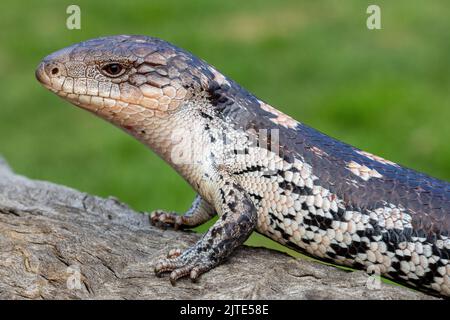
[0,156,436,299]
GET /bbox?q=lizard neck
[120,103,220,202]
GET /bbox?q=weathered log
[0,156,436,299]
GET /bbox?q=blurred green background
[0,0,449,258]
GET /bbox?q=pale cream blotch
[308,146,329,157]
[346,160,383,181]
[208,66,231,87]
[356,150,400,167]
[258,100,299,129]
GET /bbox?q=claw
[167,248,182,259]
[190,266,201,282]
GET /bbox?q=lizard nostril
[51,67,59,75]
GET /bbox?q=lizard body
[36,35,450,297]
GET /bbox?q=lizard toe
[155,247,216,284]
[154,257,182,276]
[169,265,194,285]
[168,261,214,284]
[167,248,183,259]
[189,265,212,282]
[149,210,183,229]
[150,210,173,228]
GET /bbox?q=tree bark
[0,156,436,299]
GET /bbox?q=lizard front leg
[150,194,215,230]
[154,176,257,284]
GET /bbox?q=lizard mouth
[35,65,93,110]
[35,61,89,109]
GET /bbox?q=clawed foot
[151,186,256,286]
[151,210,218,284]
[154,247,215,285]
[149,210,185,230]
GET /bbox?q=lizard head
[36,35,228,135]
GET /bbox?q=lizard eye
[101,63,125,77]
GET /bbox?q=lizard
[35,35,450,297]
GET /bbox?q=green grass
[0,0,449,278]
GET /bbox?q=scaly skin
[36,35,450,297]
